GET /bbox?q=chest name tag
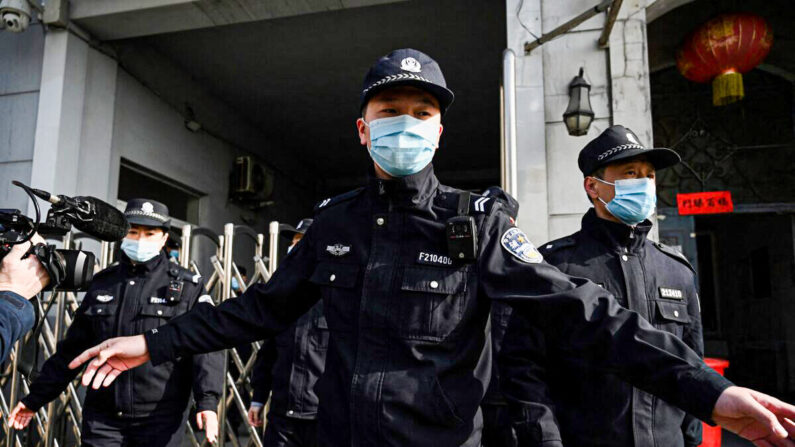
[96,294,114,303]
[659,287,684,300]
[417,251,453,267]
[500,228,543,264]
[150,297,167,304]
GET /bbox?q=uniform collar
[582,208,652,253]
[121,251,166,276]
[368,163,439,208]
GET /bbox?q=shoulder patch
[197,295,215,306]
[314,187,365,213]
[652,242,695,273]
[539,236,577,255]
[501,227,543,264]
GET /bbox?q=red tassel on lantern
[676,13,773,106]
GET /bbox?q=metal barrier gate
[0,221,281,447]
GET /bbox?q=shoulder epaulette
[538,236,577,255]
[167,265,202,284]
[652,242,695,273]
[468,193,497,215]
[314,187,365,213]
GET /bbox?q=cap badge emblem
[141,202,155,213]
[400,57,422,73]
[626,132,640,145]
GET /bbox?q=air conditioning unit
[231,156,274,203]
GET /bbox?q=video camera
[1,181,130,292]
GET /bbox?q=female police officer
[9,199,223,447]
[68,50,795,447]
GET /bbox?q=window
[117,159,203,224]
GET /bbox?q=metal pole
[99,241,110,270]
[598,0,624,48]
[217,224,234,446]
[268,222,279,273]
[180,225,192,269]
[44,233,72,447]
[502,49,519,200]
[524,0,612,54]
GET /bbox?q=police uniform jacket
[22,252,223,418]
[500,208,704,447]
[251,301,328,419]
[143,164,730,447]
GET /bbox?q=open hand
[713,386,795,446]
[8,402,34,430]
[196,410,218,444]
[68,335,150,388]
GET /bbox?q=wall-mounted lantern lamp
[563,67,594,136]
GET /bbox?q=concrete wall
[0,23,44,211]
[506,0,656,244]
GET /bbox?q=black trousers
[262,414,317,447]
[81,409,188,447]
[482,404,518,447]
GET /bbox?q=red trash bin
[700,358,730,447]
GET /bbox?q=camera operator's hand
[0,235,50,299]
[7,402,34,429]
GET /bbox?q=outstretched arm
[68,226,321,389]
[479,209,795,446]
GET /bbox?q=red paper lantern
[676,13,773,106]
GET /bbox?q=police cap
[279,218,313,239]
[124,199,171,229]
[578,125,681,176]
[360,48,455,115]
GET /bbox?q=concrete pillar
[29,29,117,207]
[506,0,549,245]
[30,30,88,201]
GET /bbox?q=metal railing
[1,222,281,447]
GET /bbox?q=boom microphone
[30,188,130,241]
[71,197,130,241]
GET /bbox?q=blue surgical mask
[364,114,441,177]
[594,177,657,226]
[231,277,240,291]
[169,250,179,260]
[121,238,162,263]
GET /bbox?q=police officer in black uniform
[69,50,795,447]
[8,199,223,447]
[247,218,328,447]
[499,125,705,447]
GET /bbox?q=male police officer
[247,218,328,447]
[0,235,49,363]
[68,50,795,447]
[500,125,705,447]
[8,199,223,447]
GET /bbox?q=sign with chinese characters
[677,191,734,215]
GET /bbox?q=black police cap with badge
[578,125,681,176]
[360,48,455,115]
[279,218,313,240]
[124,199,171,229]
